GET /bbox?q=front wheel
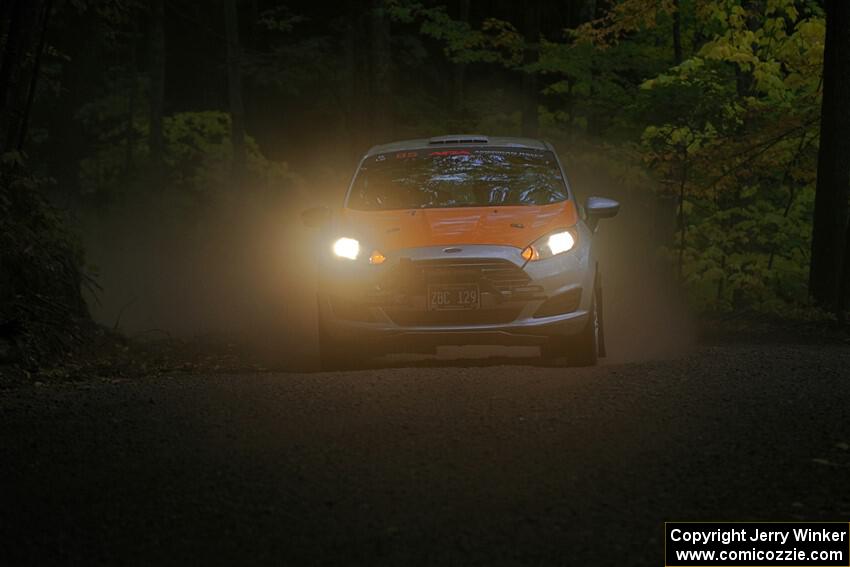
[540,294,600,367]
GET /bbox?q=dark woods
[0,0,88,367]
[0,0,847,366]
[810,0,850,319]
[0,0,52,155]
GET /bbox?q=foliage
[387,1,525,66]
[77,104,297,211]
[636,0,823,312]
[0,155,93,368]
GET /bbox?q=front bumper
[317,242,595,348]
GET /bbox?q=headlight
[332,237,360,260]
[521,228,577,261]
[547,231,575,255]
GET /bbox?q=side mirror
[300,206,330,228]
[586,196,620,218]
[585,196,619,230]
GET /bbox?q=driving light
[547,231,575,255]
[523,228,577,261]
[333,237,360,260]
[369,250,386,265]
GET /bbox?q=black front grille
[380,258,529,326]
[384,258,530,294]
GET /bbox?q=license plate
[427,284,480,311]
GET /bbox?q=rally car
[302,135,619,369]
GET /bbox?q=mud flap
[596,267,607,358]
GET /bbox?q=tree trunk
[672,0,682,64]
[520,0,540,138]
[124,20,138,176]
[16,0,52,152]
[0,0,40,153]
[125,78,136,175]
[368,0,392,145]
[583,1,610,137]
[768,131,810,271]
[148,0,165,181]
[224,0,246,185]
[451,0,470,122]
[676,153,688,283]
[838,217,850,324]
[0,0,17,49]
[0,0,26,116]
[809,0,850,309]
[344,2,366,159]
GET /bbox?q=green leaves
[78,107,295,209]
[256,5,305,34]
[388,1,525,67]
[618,0,825,312]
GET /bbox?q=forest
[0,0,846,368]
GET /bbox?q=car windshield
[347,148,569,210]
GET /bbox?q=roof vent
[428,134,490,145]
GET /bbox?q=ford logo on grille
[443,247,463,254]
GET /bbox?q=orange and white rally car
[302,135,619,369]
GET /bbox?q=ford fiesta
[302,135,619,370]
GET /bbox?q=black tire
[567,296,599,366]
[541,294,600,367]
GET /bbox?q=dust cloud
[566,156,696,363]
[80,171,332,371]
[81,149,694,371]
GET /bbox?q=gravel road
[2,344,849,565]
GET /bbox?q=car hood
[338,201,578,252]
